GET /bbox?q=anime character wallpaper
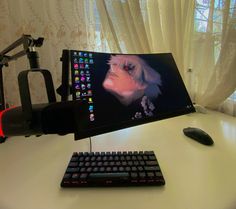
[103,55,162,120]
[71,50,194,136]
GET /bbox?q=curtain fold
[96,0,121,52]
[1,0,235,116]
[192,0,236,111]
[196,26,236,108]
[97,0,195,79]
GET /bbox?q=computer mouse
[183,127,214,146]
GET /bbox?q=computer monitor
[66,50,195,140]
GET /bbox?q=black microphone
[0,101,88,138]
[0,36,88,141]
[0,67,88,140]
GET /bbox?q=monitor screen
[68,50,195,140]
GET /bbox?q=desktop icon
[80,70,85,76]
[81,76,86,82]
[88,97,93,103]
[81,84,86,90]
[79,64,85,69]
[75,84,80,90]
[86,76,91,82]
[89,113,95,121]
[89,105,94,112]
[76,91,81,98]
[87,90,92,96]
[79,58,84,63]
[74,70,79,75]
[74,63,79,69]
[87,83,91,89]
[74,58,78,63]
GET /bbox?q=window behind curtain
[194,0,236,102]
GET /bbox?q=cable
[89,137,92,152]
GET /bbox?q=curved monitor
[67,50,195,140]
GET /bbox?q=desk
[0,111,236,209]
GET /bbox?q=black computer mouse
[183,127,214,146]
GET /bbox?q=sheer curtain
[191,0,236,115]
[96,0,236,116]
[0,0,100,106]
[96,0,195,79]
[1,0,235,116]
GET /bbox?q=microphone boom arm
[0,34,45,143]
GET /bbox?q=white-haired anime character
[103,55,162,119]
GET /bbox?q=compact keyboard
[61,151,165,187]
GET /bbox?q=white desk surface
[0,110,236,209]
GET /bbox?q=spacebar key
[89,172,129,180]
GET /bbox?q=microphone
[0,67,88,140]
[0,35,89,141]
[0,101,88,138]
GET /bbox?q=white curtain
[190,0,236,113]
[96,0,236,115]
[96,0,195,78]
[1,0,236,116]
[0,0,101,106]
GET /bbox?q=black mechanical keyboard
[61,151,165,187]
